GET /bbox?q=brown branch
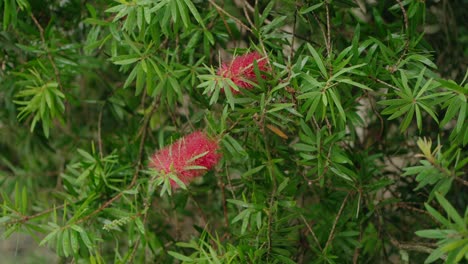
[291,8,297,59]
[128,203,151,263]
[395,202,431,216]
[325,2,331,58]
[300,214,323,251]
[75,95,160,225]
[311,11,328,55]
[242,1,255,30]
[366,92,384,141]
[30,13,64,92]
[368,75,401,91]
[220,181,229,229]
[243,0,311,44]
[97,104,104,159]
[454,177,468,187]
[208,0,252,33]
[4,204,65,226]
[389,236,445,260]
[394,0,410,69]
[353,226,363,264]
[324,192,350,251]
[188,191,208,228]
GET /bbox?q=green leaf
[307,44,328,79]
[277,177,290,194]
[330,63,366,81]
[339,78,372,90]
[232,208,250,224]
[39,229,59,246]
[440,239,468,253]
[135,218,145,235]
[424,247,445,263]
[435,192,464,228]
[227,199,251,208]
[424,203,450,227]
[415,229,456,239]
[241,210,251,234]
[70,230,79,254]
[111,55,140,65]
[168,251,193,261]
[328,89,346,122]
[300,3,324,14]
[62,229,71,257]
[183,0,205,28]
[242,165,265,178]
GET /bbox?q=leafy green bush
[1,0,467,263]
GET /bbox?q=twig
[128,203,151,263]
[30,14,64,92]
[208,0,252,33]
[393,0,410,69]
[242,1,255,30]
[366,92,384,141]
[4,204,65,226]
[389,236,445,260]
[368,75,401,91]
[300,214,322,251]
[324,192,350,250]
[220,181,229,229]
[97,104,105,159]
[188,191,208,228]
[311,11,328,55]
[243,0,311,43]
[261,102,277,259]
[325,2,331,58]
[395,202,431,216]
[291,8,297,59]
[454,177,468,187]
[353,225,363,264]
[76,95,160,225]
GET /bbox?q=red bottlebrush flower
[217,51,269,94]
[150,132,221,188]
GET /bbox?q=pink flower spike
[150,132,221,188]
[217,51,270,94]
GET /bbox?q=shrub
[1,0,467,263]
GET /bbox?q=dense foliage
[1,0,467,263]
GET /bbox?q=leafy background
[0,0,467,263]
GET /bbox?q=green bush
[1,0,467,263]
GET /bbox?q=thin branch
[368,75,401,91]
[454,177,468,187]
[291,8,297,59]
[389,236,445,260]
[208,0,252,33]
[242,1,255,30]
[128,203,151,263]
[220,181,229,229]
[76,95,160,225]
[97,104,104,159]
[311,11,328,55]
[325,2,331,58]
[188,191,208,228]
[4,204,65,226]
[366,92,384,141]
[395,202,431,216]
[394,0,410,69]
[353,225,363,264]
[324,192,350,250]
[300,214,323,251]
[30,14,64,91]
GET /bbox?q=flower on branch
[217,51,269,94]
[150,131,221,188]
